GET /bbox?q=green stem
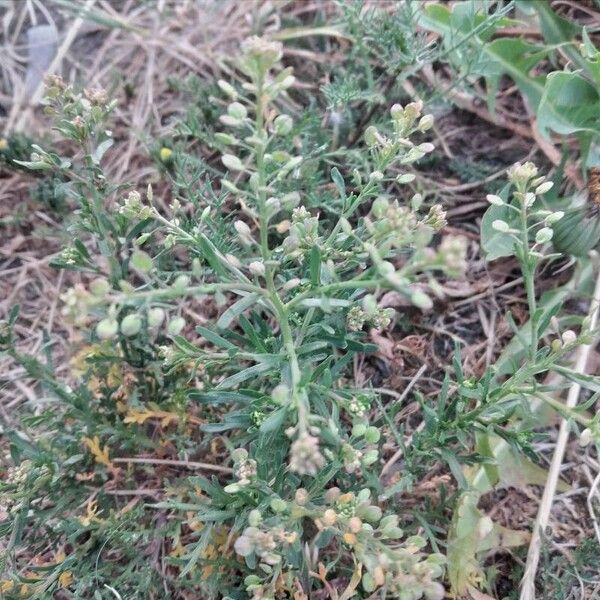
[253,70,306,430]
[518,188,538,361]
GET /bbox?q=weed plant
[1,8,600,600]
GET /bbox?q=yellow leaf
[58,571,73,588]
[82,436,112,468]
[169,542,186,558]
[79,500,101,526]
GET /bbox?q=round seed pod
[552,169,600,257]
[147,307,165,329]
[121,314,142,337]
[96,318,118,340]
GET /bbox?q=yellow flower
[0,138,8,151]
[159,147,173,162]
[342,532,357,546]
[0,580,14,593]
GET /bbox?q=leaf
[196,326,237,350]
[480,38,548,114]
[187,390,257,405]
[537,71,600,139]
[271,26,351,41]
[92,138,113,165]
[216,293,261,329]
[216,362,274,389]
[330,167,346,202]
[310,246,322,287]
[259,406,288,433]
[81,436,112,468]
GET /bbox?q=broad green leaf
[537,71,600,138]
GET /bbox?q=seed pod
[96,318,118,340]
[168,316,186,336]
[147,307,165,329]
[121,314,142,337]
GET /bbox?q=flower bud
[561,329,577,345]
[271,384,289,404]
[159,147,173,162]
[580,428,593,446]
[218,80,237,99]
[279,75,295,89]
[173,275,190,291]
[418,114,434,131]
[234,220,252,239]
[369,171,384,182]
[324,487,341,503]
[121,314,142,337]
[362,505,382,523]
[545,211,564,225]
[535,181,554,195]
[248,261,265,277]
[411,290,433,310]
[535,227,553,243]
[486,194,504,206]
[390,104,404,120]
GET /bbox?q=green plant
[0,35,461,599]
[2,15,600,600]
[420,1,600,168]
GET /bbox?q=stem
[518,187,538,361]
[252,69,306,430]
